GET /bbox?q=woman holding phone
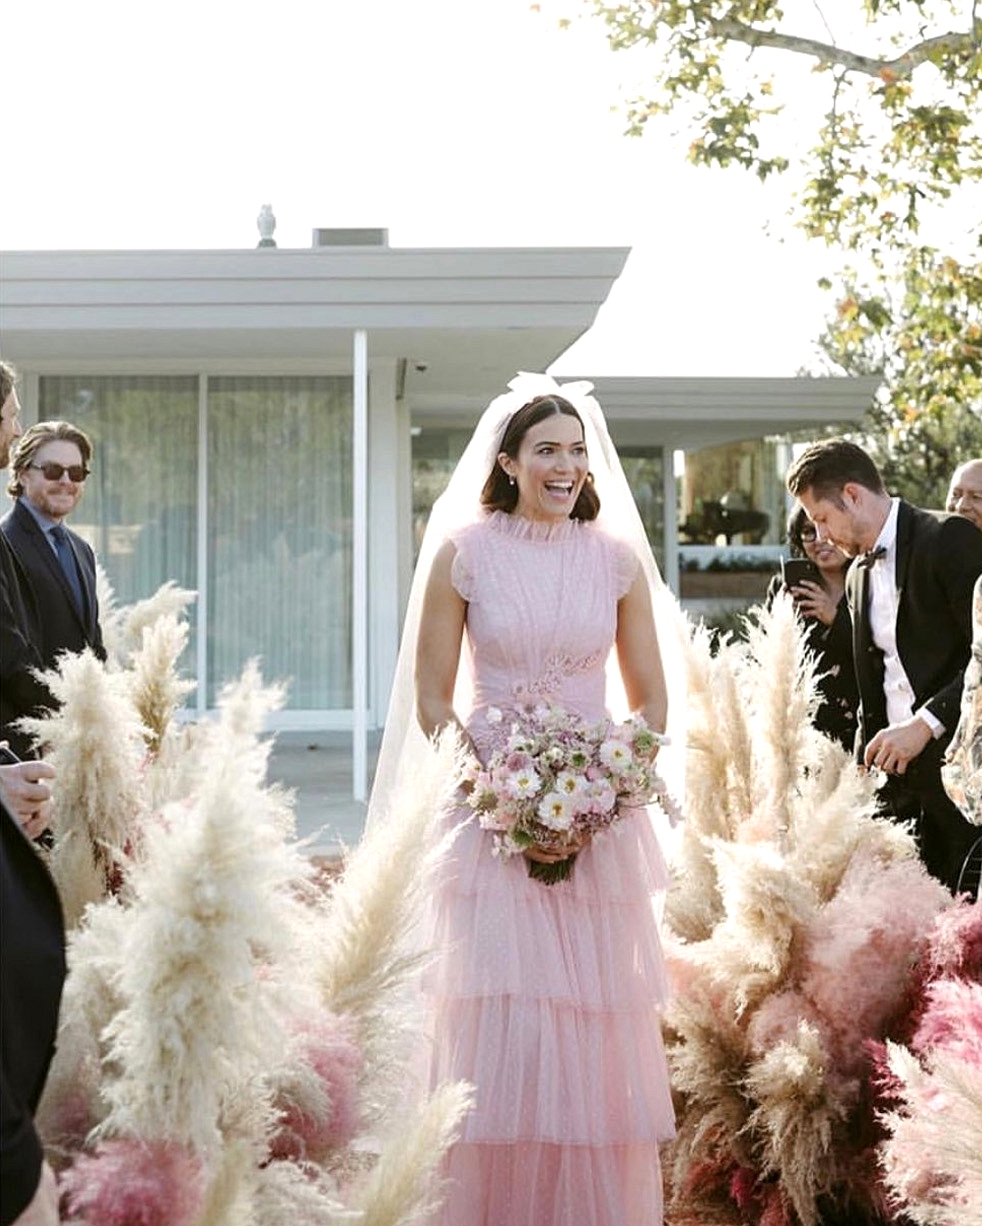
[768,504,859,751]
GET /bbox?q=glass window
[619,449,666,571]
[207,376,352,709]
[410,424,472,562]
[38,375,199,677]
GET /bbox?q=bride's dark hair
[480,394,600,520]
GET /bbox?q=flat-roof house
[0,228,877,796]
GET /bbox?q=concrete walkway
[266,730,378,857]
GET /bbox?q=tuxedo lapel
[895,500,915,596]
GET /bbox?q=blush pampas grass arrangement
[30,585,470,1226]
[877,899,982,1225]
[663,593,957,1226]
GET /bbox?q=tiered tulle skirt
[423,807,675,1226]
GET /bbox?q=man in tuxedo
[946,458,982,531]
[787,439,982,893]
[1,419,106,755]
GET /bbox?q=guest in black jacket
[788,438,982,892]
[0,799,66,1226]
[768,504,859,752]
[0,418,105,759]
[0,365,52,759]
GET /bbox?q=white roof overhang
[0,246,629,404]
[410,374,881,450]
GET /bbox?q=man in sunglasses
[1,420,106,751]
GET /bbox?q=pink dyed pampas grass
[663,597,956,1226]
[60,1139,205,1226]
[877,899,982,1225]
[270,1013,364,1163]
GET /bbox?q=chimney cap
[312,227,388,248]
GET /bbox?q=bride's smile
[501,415,589,522]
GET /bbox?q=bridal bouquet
[464,703,679,884]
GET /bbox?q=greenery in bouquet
[464,702,678,884]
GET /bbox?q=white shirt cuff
[915,706,944,738]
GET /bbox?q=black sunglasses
[29,462,89,482]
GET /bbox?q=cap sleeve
[610,535,641,600]
[447,527,477,602]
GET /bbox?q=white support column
[368,362,400,724]
[196,375,208,715]
[352,331,369,801]
[662,443,680,596]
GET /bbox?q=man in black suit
[787,438,982,893]
[1,798,66,1226]
[0,364,54,766]
[0,420,106,757]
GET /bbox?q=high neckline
[486,509,583,542]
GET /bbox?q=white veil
[366,372,687,833]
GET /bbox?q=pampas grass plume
[60,1139,205,1226]
[129,613,195,754]
[316,727,465,1124]
[101,580,197,668]
[354,1081,473,1226]
[97,665,308,1151]
[20,649,148,926]
[270,1014,363,1163]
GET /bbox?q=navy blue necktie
[50,524,84,614]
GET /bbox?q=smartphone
[781,557,822,589]
[0,744,22,766]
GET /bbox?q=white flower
[599,739,633,771]
[537,792,573,831]
[545,745,566,766]
[555,770,584,797]
[587,781,617,814]
[504,767,541,800]
[486,706,503,724]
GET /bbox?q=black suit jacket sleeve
[0,533,52,755]
[0,802,66,1226]
[924,514,982,729]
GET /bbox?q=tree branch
[710,17,980,78]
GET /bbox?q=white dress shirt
[867,498,944,736]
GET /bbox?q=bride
[368,374,683,1225]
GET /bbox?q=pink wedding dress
[424,511,675,1226]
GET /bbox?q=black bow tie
[857,545,887,569]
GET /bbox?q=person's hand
[523,831,591,865]
[12,1161,59,1226]
[0,756,55,839]
[864,717,934,776]
[791,580,837,626]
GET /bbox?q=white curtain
[207,376,352,709]
[39,374,199,674]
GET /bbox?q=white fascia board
[0,245,629,366]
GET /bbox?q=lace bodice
[449,511,638,754]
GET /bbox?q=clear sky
[4,0,837,376]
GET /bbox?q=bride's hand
[523,832,591,864]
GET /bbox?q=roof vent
[312,227,388,248]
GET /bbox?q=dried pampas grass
[128,612,195,754]
[354,1081,473,1226]
[877,900,982,1225]
[96,666,307,1152]
[315,727,466,1126]
[20,649,148,926]
[663,597,955,1225]
[100,578,196,668]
